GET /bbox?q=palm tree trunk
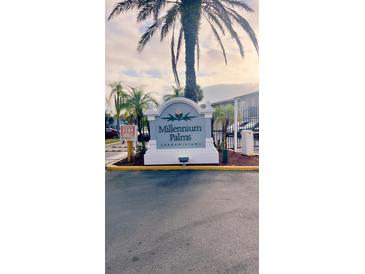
[222,123,226,149]
[181,0,202,102]
[137,113,142,136]
[116,112,120,134]
[224,118,229,149]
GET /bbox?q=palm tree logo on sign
[162,109,197,122]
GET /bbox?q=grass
[105,138,120,145]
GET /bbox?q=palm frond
[206,1,245,57]
[136,2,155,22]
[227,8,259,54]
[174,86,184,96]
[202,7,226,35]
[170,25,181,88]
[137,3,179,51]
[144,93,159,106]
[160,5,179,41]
[137,18,164,51]
[108,0,139,20]
[219,0,254,12]
[153,0,167,20]
[205,15,228,64]
[205,0,232,26]
[163,86,184,101]
[109,82,128,115]
[124,87,158,121]
[176,27,183,63]
[196,35,200,70]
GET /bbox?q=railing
[212,130,259,149]
[212,106,259,149]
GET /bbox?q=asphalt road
[106,170,258,274]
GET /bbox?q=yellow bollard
[127,141,133,162]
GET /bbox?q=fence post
[234,98,238,152]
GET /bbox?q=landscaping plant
[108,82,128,133]
[213,104,235,163]
[163,85,203,102]
[126,87,158,136]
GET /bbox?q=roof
[210,90,259,106]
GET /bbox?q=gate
[212,106,259,150]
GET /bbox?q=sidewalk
[105,141,127,166]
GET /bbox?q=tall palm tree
[109,82,128,132]
[126,87,158,135]
[163,86,184,101]
[108,0,258,102]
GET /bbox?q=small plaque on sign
[120,125,137,141]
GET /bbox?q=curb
[105,154,128,167]
[105,139,121,146]
[106,165,259,171]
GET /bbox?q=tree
[163,86,184,101]
[108,82,128,132]
[213,104,234,149]
[163,85,203,102]
[105,112,114,127]
[126,87,158,135]
[108,0,258,102]
[107,115,114,126]
[196,84,204,102]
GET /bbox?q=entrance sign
[156,103,206,149]
[120,125,137,141]
[144,97,218,165]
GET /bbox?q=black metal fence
[212,106,259,149]
[242,106,259,131]
[212,131,259,149]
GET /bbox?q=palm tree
[163,86,184,101]
[126,87,159,135]
[213,104,235,149]
[108,0,258,102]
[196,84,204,102]
[163,84,203,102]
[108,82,128,132]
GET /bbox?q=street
[106,170,258,273]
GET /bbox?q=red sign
[120,125,137,141]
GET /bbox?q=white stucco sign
[144,97,219,165]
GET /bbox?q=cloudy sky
[106,0,259,112]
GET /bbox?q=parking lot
[106,170,258,273]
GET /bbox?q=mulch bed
[113,149,258,166]
[114,153,145,166]
[220,149,259,166]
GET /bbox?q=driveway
[106,170,258,274]
[105,141,127,165]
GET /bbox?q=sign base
[144,138,219,165]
